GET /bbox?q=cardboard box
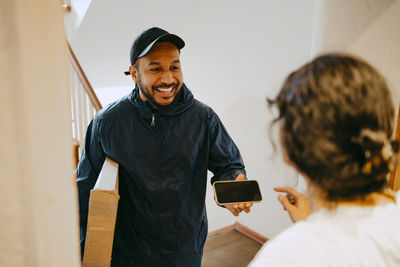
[83,158,119,267]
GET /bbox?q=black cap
[124,27,185,75]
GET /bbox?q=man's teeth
[157,87,173,92]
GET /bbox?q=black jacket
[77,84,245,266]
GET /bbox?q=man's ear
[129,65,138,84]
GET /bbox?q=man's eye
[171,66,180,71]
[150,68,161,72]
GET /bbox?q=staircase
[202,223,267,267]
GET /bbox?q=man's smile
[153,84,178,98]
[156,87,174,93]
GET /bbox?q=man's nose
[160,70,173,84]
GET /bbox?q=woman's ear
[129,65,138,84]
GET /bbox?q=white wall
[1,0,81,266]
[64,0,93,43]
[312,0,400,112]
[65,0,317,238]
[185,2,316,236]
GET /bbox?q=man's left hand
[224,174,253,216]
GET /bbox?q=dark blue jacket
[77,84,245,267]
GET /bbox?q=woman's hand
[274,187,312,223]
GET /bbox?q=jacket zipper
[151,113,155,127]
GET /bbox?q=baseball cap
[124,27,185,75]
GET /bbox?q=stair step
[202,228,263,267]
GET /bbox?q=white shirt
[249,193,400,267]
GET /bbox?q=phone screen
[213,180,262,204]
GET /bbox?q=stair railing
[67,41,102,167]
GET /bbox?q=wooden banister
[72,139,80,169]
[66,42,102,112]
[389,103,400,191]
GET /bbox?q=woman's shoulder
[249,222,324,266]
[249,203,400,267]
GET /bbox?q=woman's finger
[274,187,302,198]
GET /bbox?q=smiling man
[77,27,251,267]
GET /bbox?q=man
[77,27,251,267]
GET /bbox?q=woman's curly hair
[270,54,397,201]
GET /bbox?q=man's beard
[138,79,180,109]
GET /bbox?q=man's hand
[274,187,311,223]
[224,174,253,216]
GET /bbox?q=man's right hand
[274,187,311,223]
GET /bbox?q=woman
[249,54,400,266]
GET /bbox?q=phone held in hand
[213,180,262,205]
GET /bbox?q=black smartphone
[213,180,262,205]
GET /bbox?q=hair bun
[352,129,398,175]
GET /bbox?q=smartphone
[213,180,262,205]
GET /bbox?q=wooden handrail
[389,102,400,191]
[66,42,102,112]
[72,139,80,169]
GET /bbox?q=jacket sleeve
[76,116,106,258]
[208,110,246,184]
